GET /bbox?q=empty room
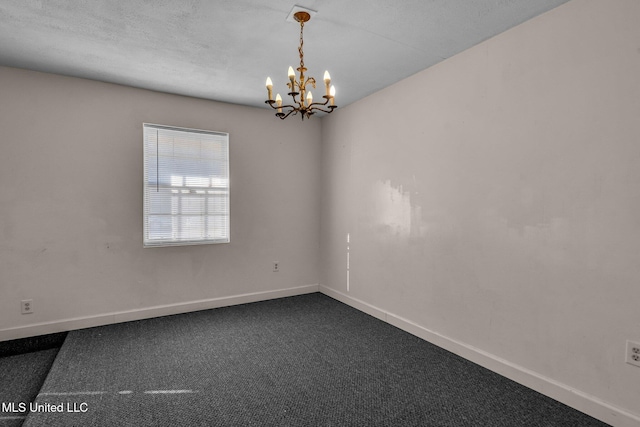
[1,0,639,426]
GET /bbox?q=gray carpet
[0,349,60,427]
[21,293,609,426]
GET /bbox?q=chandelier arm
[266,100,299,112]
[308,105,338,114]
[279,103,299,111]
[287,92,301,105]
[308,97,330,107]
[265,100,279,110]
[277,109,298,120]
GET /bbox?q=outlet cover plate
[21,299,33,315]
[626,340,640,367]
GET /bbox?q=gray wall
[320,0,640,424]
[0,66,321,338]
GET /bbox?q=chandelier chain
[299,21,305,72]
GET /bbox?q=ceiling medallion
[265,11,337,120]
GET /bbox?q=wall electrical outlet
[273,262,280,272]
[626,340,640,367]
[21,299,33,315]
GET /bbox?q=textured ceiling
[0,0,570,110]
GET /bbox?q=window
[143,124,229,247]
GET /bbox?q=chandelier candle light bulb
[265,77,273,100]
[323,71,331,96]
[264,10,337,120]
[288,67,296,92]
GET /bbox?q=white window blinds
[143,124,229,247]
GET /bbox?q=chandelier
[265,11,337,120]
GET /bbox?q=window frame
[143,123,230,248]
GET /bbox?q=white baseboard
[0,284,319,342]
[3,283,637,426]
[319,285,640,427]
